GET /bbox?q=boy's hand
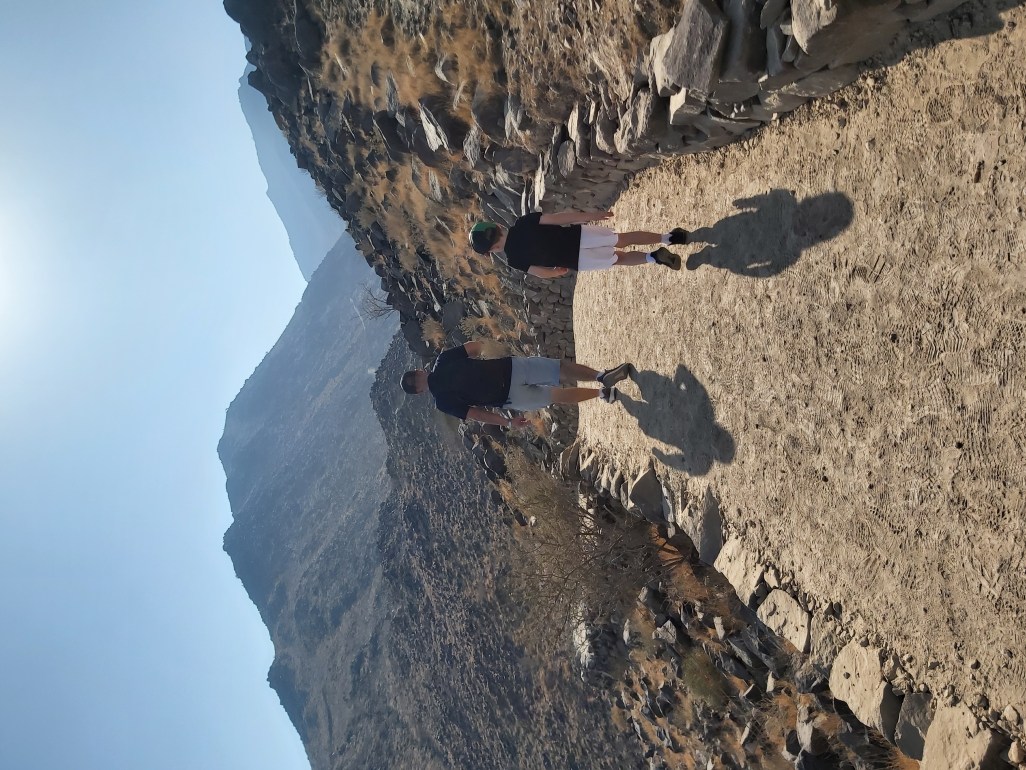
[552,267,570,277]
[509,416,531,428]
[595,211,614,220]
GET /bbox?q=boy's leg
[551,387,602,405]
[559,360,600,383]
[615,231,664,247]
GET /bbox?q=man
[400,341,635,426]
[469,210,691,275]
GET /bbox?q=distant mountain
[219,247,638,770]
[238,64,351,279]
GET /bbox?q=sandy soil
[575,5,1026,717]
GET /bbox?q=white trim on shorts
[578,225,618,271]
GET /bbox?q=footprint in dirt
[686,189,854,276]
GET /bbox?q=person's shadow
[686,189,853,276]
[619,367,735,476]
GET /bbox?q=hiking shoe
[599,386,619,403]
[598,362,636,387]
[651,247,681,271]
[668,227,690,245]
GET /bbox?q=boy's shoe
[651,247,682,271]
[668,227,690,245]
[599,386,619,403]
[597,362,636,387]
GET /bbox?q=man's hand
[593,211,614,221]
[509,416,531,428]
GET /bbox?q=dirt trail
[575,5,1026,715]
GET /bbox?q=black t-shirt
[502,212,582,272]
[427,346,513,420]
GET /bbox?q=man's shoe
[651,247,682,271]
[599,386,619,403]
[668,227,690,245]
[598,363,636,387]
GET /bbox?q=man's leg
[616,231,664,247]
[614,250,649,266]
[551,387,602,405]
[559,360,600,383]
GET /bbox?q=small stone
[1003,705,1021,725]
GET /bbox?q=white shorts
[504,357,561,411]
[577,225,619,271]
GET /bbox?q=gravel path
[574,5,1026,716]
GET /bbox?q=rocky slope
[219,246,638,770]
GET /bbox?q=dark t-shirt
[427,346,513,420]
[502,212,582,272]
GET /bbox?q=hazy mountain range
[238,63,352,279]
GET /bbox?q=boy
[401,341,635,426]
[469,210,690,276]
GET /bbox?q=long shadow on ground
[619,367,735,476]
[686,190,854,276]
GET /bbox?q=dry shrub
[421,318,445,349]
[504,450,683,651]
[680,648,729,710]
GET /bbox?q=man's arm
[539,210,613,225]
[527,266,570,279]
[465,407,530,428]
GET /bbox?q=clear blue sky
[0,2,311,769]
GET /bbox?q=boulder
[720,0,766,84]
[419,100,453,152]
[674,486,723,563]
[921,704,1001,770]
[658,0,729,96]
[829,641,901,741]
[713,536,764,605]
[894,692,934,761]
[556,140,577,177]
[797,710,831,755]
[669,90,706,126]
[628,466,664,524]
[790,0,906,66]
[756,589,811,652]
[808,614,844,673]
[649,33,678,96]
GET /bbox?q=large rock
[419,100,453,152]
[921,704,1001,770]
[713,536,764,605]
[790,0,906,66]
[808,614,844,673]
[657,0,729,97]
[894,692,934,761]
[674,486,723,563]
[829,642,901,741]
[628,466,664,524]
[719,0,766,84]
[756,590,811,652]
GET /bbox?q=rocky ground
[574,2,1026,761]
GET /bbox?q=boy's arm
[539,210,613,225]
[527,266,570,279]
[463,341,484,358]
